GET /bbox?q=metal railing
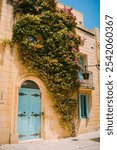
[78,71,94,89]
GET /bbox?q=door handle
[31,112,40,117]
[30,112,44,117]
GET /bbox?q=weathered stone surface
[0,0,100,144]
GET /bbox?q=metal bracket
[18,112,26,117]
[19,92,27,96]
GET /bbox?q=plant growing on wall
[9,0,84,136]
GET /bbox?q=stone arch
[10,73,48,143]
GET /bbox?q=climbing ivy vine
[9,0,85,136]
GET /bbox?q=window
[28,35,37,43]
[79,94,90,119]
[78,56,84,81]
[78,54,87,83]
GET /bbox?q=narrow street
[0,131,100,150]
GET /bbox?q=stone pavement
[0,131,100,150]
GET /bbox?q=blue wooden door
[18,88,41,141]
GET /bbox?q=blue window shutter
[78,70,84,81]
[86,94,90,118]
[78,56,85,81]
[79,56,85,68]
[79,94,82,119]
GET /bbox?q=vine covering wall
[8,0,84,136]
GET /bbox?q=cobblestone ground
[0,131,100,150]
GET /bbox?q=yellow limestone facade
[0,0,100,144]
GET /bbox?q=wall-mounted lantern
[82,72,89,80]
[82,64,100,80]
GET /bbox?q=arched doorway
[18,80,41,141]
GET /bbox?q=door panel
[18,88,41,141]
[28,89,41,138]
[18,90,28,134]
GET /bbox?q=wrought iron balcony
[78,71,94,90]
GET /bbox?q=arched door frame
[16,73,46,142]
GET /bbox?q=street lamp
[82,64,100,80]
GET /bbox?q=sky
[58,0,100,30]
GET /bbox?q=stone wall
[0,0,100,144]
[76,27,100,134]
[0,44,71,143]
[0,0,13,39]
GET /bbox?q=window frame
[78,93,90,119]
[28,35,37,43]
[78,54,87,81]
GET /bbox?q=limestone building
[0,0,100,144]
